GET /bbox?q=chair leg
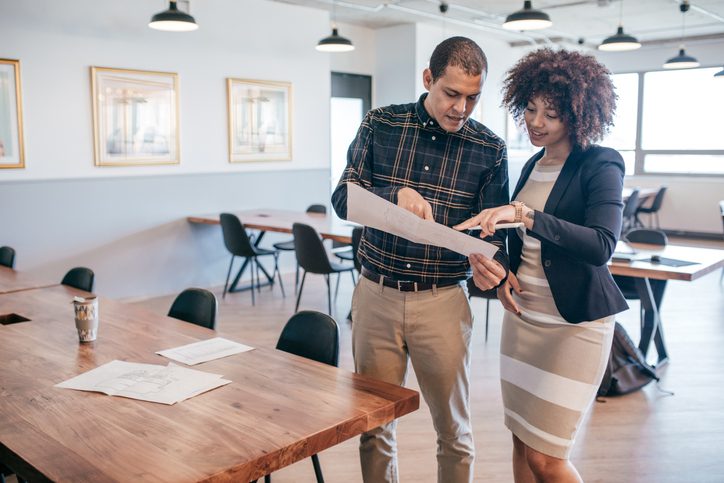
[223,256,235,299]
[351,270,357,285]
[485,298,490,342]
[295,263,300,295]
[274,253,285,297]
[311,454,325,483]
[326,275,332,315]
[295,271,307,312]
[250,259,256,306]
[334,272,341,301]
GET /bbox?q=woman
[456,48,629,482]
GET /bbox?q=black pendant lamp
[663,1,699,69]
[715,68,724,78]
[149,1,199,32]
[598,1,640,52]
[503,1,552,31]
[316,0,354,52]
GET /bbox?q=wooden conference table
[0,285,419,482]
[608,243,724,365]
[0,266,57,294]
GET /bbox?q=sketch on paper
[91,67,179,166]
[227,78,292,162]
[0,59,24,169]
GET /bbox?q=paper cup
[73,296,99,342]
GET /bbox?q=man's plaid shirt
[332,94,509,284]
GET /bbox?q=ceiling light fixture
[598,0,640,51]
[316,1,355,52]
[149,1,198,32]
[663,1,699,69]
[502,1,552,31]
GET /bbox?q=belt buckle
[396,280,417,292]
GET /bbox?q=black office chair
[621,188,640,236]
[0,246,15,268]
[466,278,498,342]
[273,204,327,293]
[334,226,362,273]
[635,186,667,229]
[220,213,285,305]
[168,288,218,330]
[293,223,355,315]
[61,267,94,292]
[273,310,339,483]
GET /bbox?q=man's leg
[406,285,474,483]
[352,277,409,483]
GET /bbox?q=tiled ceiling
[272,0,724,49]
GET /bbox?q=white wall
[0,0,336,298]
[374,24,418,108]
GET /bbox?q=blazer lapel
[543,147,583,214]
[511,149,544,200]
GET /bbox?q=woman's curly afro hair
[502,48,617,149]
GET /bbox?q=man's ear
[422,68,433,90]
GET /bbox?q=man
[331,37,509,483]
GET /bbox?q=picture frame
[227,78,292,163]
[91,66,179,166]
[0,59,25,169]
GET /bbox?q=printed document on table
[156,337,254,365]
[346,183,498,258]
[55,360,231,405]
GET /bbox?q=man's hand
[397,187,434,221]
[468,253,506,291]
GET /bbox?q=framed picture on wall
[0,59,25,169]
[91,66,179,166]
[227,78,292,163]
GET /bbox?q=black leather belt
[361,267,460,292]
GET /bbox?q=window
[604,67,724,176]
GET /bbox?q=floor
[129,237,724,483]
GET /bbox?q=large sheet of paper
[156,337,254,366]
[346,182,498,258]
[55,360,231,405]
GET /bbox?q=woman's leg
[524,442,582,483]
[512,435,535,483]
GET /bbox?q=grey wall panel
[0,170,330,299]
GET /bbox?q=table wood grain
[0,266,57,294]
[0,286,419,482]
[188,209,356,244]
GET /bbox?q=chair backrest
[61,267,95,292]
[219,213,255,257]
[0,246,15,268]
[293,223,334,274]
[306,204,327,214]
[351,226,363,272]
[622,189,640,218]
[649,186,667,211]
[276,310,339,367]
[624,229,668,246]
[168,288,218,330]
[466,277,498,299]
[719,201,724,236]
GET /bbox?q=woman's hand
[497,272,522,315]
[454,204,516,238]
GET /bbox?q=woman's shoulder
[580,145,625,171]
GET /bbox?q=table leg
[228,231,274,292]
[635,277,669,365]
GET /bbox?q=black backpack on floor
[598,322,659,397]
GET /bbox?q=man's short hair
[429,36,488,81]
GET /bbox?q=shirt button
[406,263,411,268]
[544,260,551,268]
[429,121,434,126]
[554,235,560,241]
[431,135,436,140]
[424,166,430,171]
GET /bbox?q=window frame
[610,66,724,178]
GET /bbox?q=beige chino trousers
[352,276,475,483]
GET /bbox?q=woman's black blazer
[508,145,629,323]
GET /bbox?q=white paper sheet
[346,183,498,258]
[156,337,254,365]
[55,360,231,405]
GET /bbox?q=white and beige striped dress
[501,162,615,459]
